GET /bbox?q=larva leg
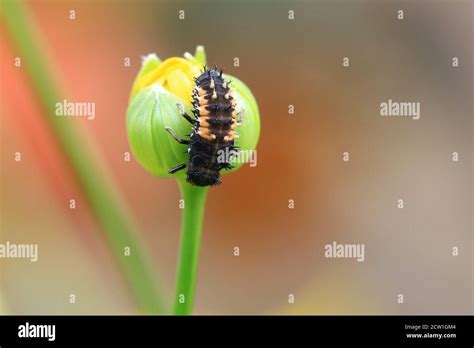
[169,163,187,174]
[165,127,190,145]
[182,112,196,125]
[176,103,196,124]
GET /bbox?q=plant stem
[1,0,166,314]
[174,180,209,315]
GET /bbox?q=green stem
[1,0,166,314]
[174,180,209,315]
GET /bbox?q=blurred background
[0,0,472,314]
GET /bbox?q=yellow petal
[166,69,193,105]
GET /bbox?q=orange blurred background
[0,0,472,314]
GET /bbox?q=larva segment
[195,86,208,96]
[223,131,236,142]
[195,95,209,106]
[198,117,211,128]
[197,128,217,141]
[197,106,210,116]
[198,116,235,128]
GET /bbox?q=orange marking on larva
[198,106,210,116]
[230,119,238,130]
[198,96,209,105]
[198,128,216,141]
[198,117,211,128]
[223,131,235,142]
[197,87,207,96]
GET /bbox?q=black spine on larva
[186,68,237,186]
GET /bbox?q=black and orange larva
[166,67,242,186]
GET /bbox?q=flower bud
[126,46,260,181]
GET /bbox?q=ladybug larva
[166,67,243,186]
